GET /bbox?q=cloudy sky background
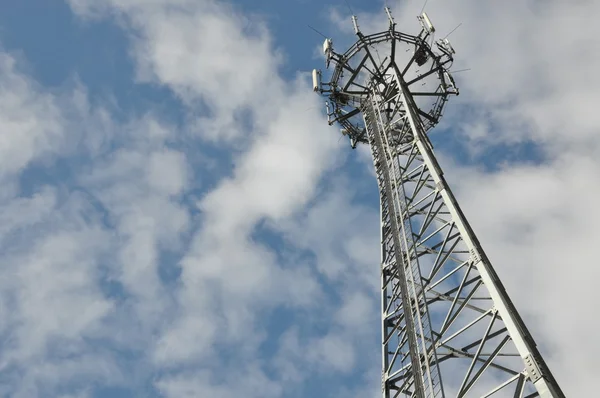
[0,0,597,396]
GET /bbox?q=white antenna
[417,12,435,34]
[385,7,395,27]
[322,38,332,54]
[312,69,322,92]
[323,38,333,68]
[442,38,455,54]
[351,15,360,35]
[443,71,458,93]
[436,38,455,55]
[325,101,332,124]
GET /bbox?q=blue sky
[0,0,598,397]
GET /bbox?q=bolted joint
[524,354,545,383]
[470,248,481,264]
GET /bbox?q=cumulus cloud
[70,0,283,143]
[0,48,192,396]
[0,0,380,396]
[0,53,65,181]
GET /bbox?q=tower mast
[313,8,565,398]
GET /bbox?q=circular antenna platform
[315,10,458,147]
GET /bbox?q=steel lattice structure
[313,8,566,398]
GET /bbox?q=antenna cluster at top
[311,6,459,142]
[312,7,458,93]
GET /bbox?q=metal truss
[314,8,566,397]
[364,68,566,398]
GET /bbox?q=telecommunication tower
[313,8,565,398]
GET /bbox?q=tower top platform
[313,8,458,148]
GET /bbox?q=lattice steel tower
[312,8,565,398]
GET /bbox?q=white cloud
[0,53,65,179]
[70,0,283,143]
[146,149,188,196]
[64,0,376,396]
[0,46,191,395]
[155,366,283,398]
[0,189,120,397]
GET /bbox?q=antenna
[443,71,458,94]
[325,101,332,125]
[323,38,333,68]
[385,6,395,28]
[351,15,361,35]
[436,37,455,55]
[450,68,471,74]
[312,69,322,92]
[343,0,354,15]
[417,12,435,34]
[443,22,462,40]
[307,24,328,39]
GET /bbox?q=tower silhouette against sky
[313,8,565,398]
